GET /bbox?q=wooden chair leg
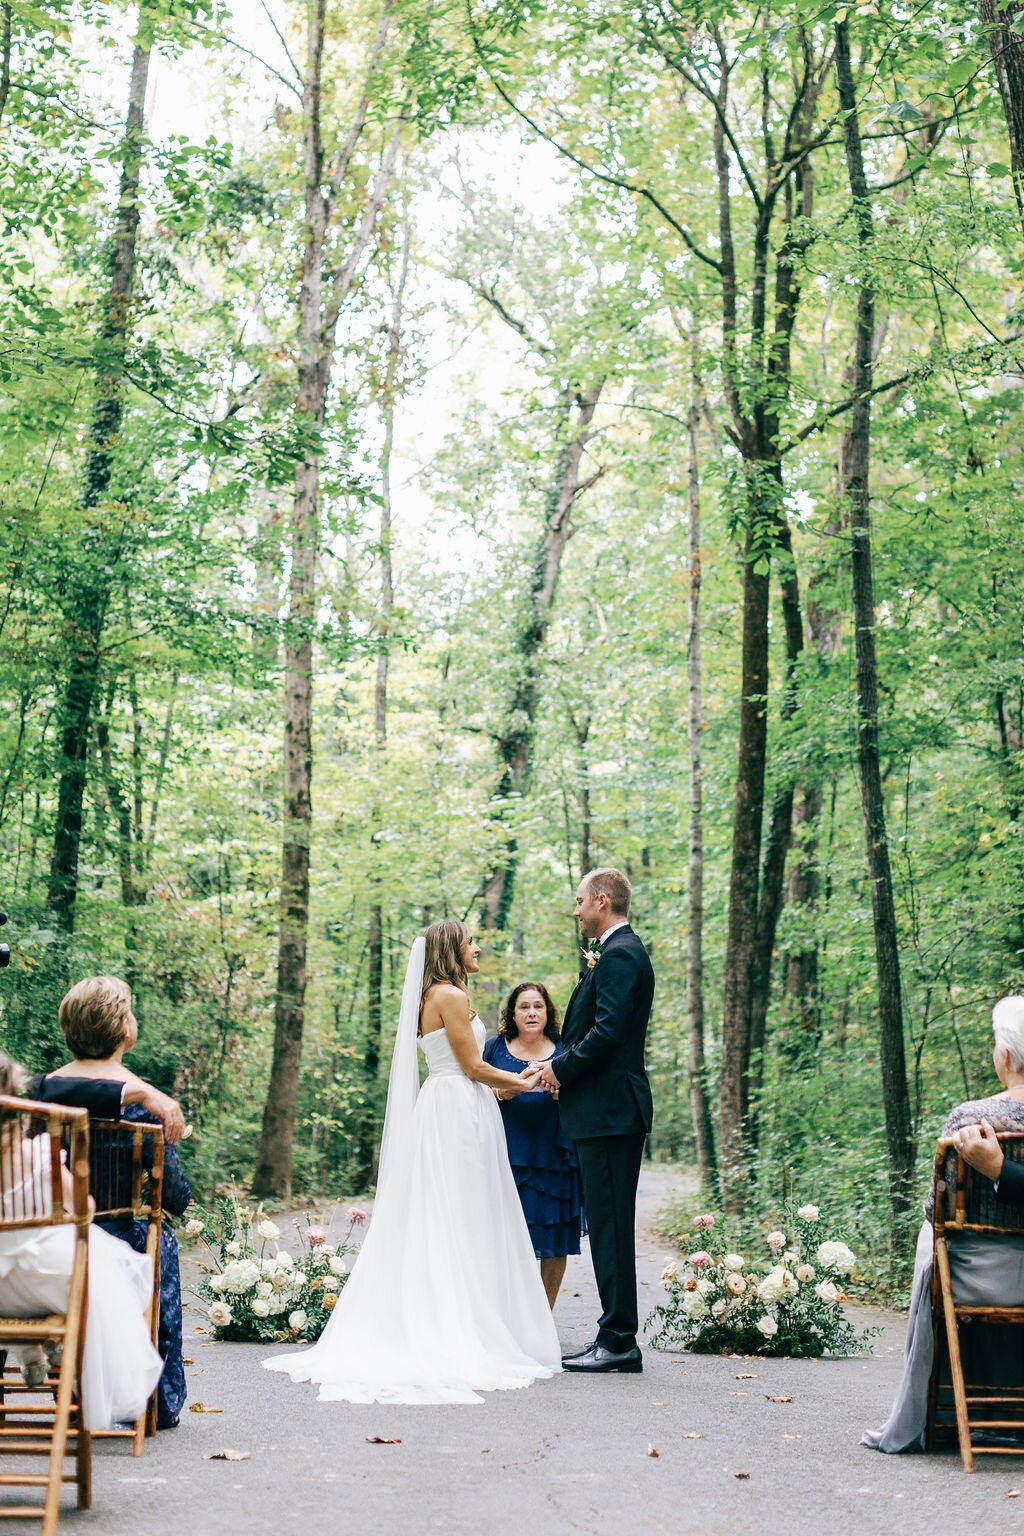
[936,1237,974,1471]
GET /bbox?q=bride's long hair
[421,920,471,999]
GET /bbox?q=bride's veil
[375,935,425,1199]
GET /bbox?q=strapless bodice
[419,1014,485,1079]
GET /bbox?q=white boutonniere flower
[581,945,600,971]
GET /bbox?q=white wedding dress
[263,942,561,1405]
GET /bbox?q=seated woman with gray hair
[864,995,1024,1453]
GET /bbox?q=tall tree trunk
[480,381,605,930]
[253,0,401,1196]
[46,30,150,930]
[836,19,914,1253]
[978,0,1024,235]
[358,213,408,1187]
[685,393,717,1190]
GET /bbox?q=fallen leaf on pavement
[735,1472,750,1480]
[765,1395,793,1403]
[782,1434,802,1440]
[1008,1490,1021,1499]
[682,1432,704,1439]
[189,1403,222,1414]
[203,1450,250,1462]
[480,1449,491,1454]
[365,1436,401,1445]
[183,1359,194,1365]
[647,1444,659,1458]
[651,1401,665,1406]
[734,1373,758,1380]
[729,1391,748,1397]
[192,1327,211,1335]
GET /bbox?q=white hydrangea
[208,1301,232,1328]
[682,1290,709,1320]
[723,1253,745,1271]
[267,1294,287,1316]
[250,1298,270,1318]
[255,1281,273,1299]
[328,1255,347,1277]
[288,1309,307,1331]
[816,1240,856,1276]
[222,1259,260,1295]
[814,1279,839,1305]
[696,1276,714,1297]
[209,1274,227,1294]
[797,1204,820,1221]
[756,1314,778,1338]
[260,1257,279,1276]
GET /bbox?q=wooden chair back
[928,1131,1024,1471]
[81,1121,164,1453]
[0,1096,92,1534]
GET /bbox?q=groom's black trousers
[575,1132,646,1353]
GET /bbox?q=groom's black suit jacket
[996,1158,1024,1205]
[551,924,654,1141]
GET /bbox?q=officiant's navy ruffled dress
[483,1035,584,1259]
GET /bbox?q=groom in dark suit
[534,868,654,1373]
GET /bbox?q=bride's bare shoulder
[420,982,469,1034]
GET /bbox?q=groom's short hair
[582,867,631,916]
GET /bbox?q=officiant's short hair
[582,867,631,916]
[59,976,134,1060]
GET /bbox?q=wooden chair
[927,1130,1024,1471]
[85,1120,164,1456]
[0,1096,91,1534]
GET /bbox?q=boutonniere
[580,942,600,971]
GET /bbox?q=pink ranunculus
[688,1250,712,1269]
[306,1226,327,1246]
[347,1206,368,1226]
[693,1213,716,1232]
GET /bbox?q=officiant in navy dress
[484,982,583,1309]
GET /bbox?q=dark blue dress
[483,1034,584,1259]
[31,1077,190,1429]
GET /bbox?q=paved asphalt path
[44,1168,1024,1534]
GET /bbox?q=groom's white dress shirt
[598,920,629,948]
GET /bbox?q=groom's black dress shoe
[561,1344,642,1373]
[560,1339,599,1363]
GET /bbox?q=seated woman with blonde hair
[863,995,1024,1453]
[30,977,192,1429]
[0,1052,163,1428]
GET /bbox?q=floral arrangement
[646,1204,877,1359]
[187,1198,367,1343]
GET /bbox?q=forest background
[1,0,1022,1286]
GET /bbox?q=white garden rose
[766,1230,787,1250]
[288,1309,307,1331]
[255,1281,273,1299]
[711,1298,728,1318]
[224,1240,241,1257]
[779,1268,799,1295]
[796,1264,815,1283]
[271,1272,289,1292]
[782,1250,798,1265]
[184,1218,204,1237]
[250,1298,270,1318]
[797,1204,820,1221]
[696,1277,714,1297]
[208,1301,233,1327]
[209,1274,227,1294]
[816,1240,856,1275]
[328,1255,347,1277]
[660,1260,679,1284]
[267,1294,287,1315]
[726,1272,746,1296]
[323,1276,339,1292]
[814,1279,839,1305]
[757,1267,786,1303]
[682,1290,709,1320]
[756,1314,778,1338]
[257,1220,281,1241]
[723,1253,745,1271]
[275,1250,294,1270]
[260,1257,279,1276]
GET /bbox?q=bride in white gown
[263,922,562,1405]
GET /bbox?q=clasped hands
[527,1060,560,1097]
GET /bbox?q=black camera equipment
[0,911,8,968]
